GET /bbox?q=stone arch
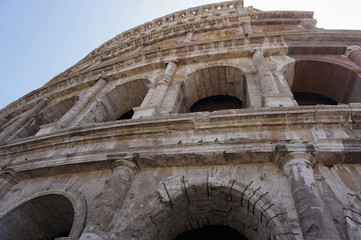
[0,185,86,239]
[181,65,247,112]
[119,179,296,240]
[10,96,79,140]
[78,78,149,125]
[290,59,361,105]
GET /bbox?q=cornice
[0,105,357,176]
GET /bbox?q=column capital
[250,48,263,57]
[274,144,318,170]
[107,154,141,173]
[344,45,361,57]
[164,59,178,65]
[111,159,140,174]
[95,75,108,82]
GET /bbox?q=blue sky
[0,0,360,110]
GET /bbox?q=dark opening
[0,194,74,240]
[117,109,134,120]
[293,92,337,106]
[174,224,247,240]
[190,95,243,112]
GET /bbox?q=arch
[10,96,79,140]
[181,66,247,112]
[0,186,86,239]
[119,181,296,240]
[0,194,73,240]
[291,60,361,104]
[78,78,149,125]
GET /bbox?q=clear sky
[0,0,360,110]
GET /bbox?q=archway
[181,66,246,112]
[11,96,79,140]
[119,182,296,240]
[291,60,361,104]
[78,78,149,125]
[0,194,74,240]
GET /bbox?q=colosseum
[1,0,361,239]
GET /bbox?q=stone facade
[1,1,361,239]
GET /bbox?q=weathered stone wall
[1,0,361,239]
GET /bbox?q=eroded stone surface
[1,1,361,239]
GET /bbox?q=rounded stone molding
[344,45,361,57]
[111,159,140,174]
[0,185,87,239]
[276,152,316,172]
[274,144,318,171]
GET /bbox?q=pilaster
[133,61,177,118]
[36,78,107,135]
[242,22,252,36]
[58,78,107,128]
[252,50,295,107]
[80,158,140,240]
[344,45,361,68]
[275,145,340,240]
[0,98,50,143]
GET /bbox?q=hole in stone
[174,224,248,240]
[190,95,243,112]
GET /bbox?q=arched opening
[291,60,361,104]
[119,184,294,240]
[293,92,337,106]
[174,224,247,240]
[180,66,246,113]
[190,95,243,112]
[0,194,74,240]
[10,96,79,140]
[78,79,149,125]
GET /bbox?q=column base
[132,105,160,119]
[79,233,105,240]
[35,122,61,136]
[262,93,297,107]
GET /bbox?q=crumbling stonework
[1,1,361,239]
